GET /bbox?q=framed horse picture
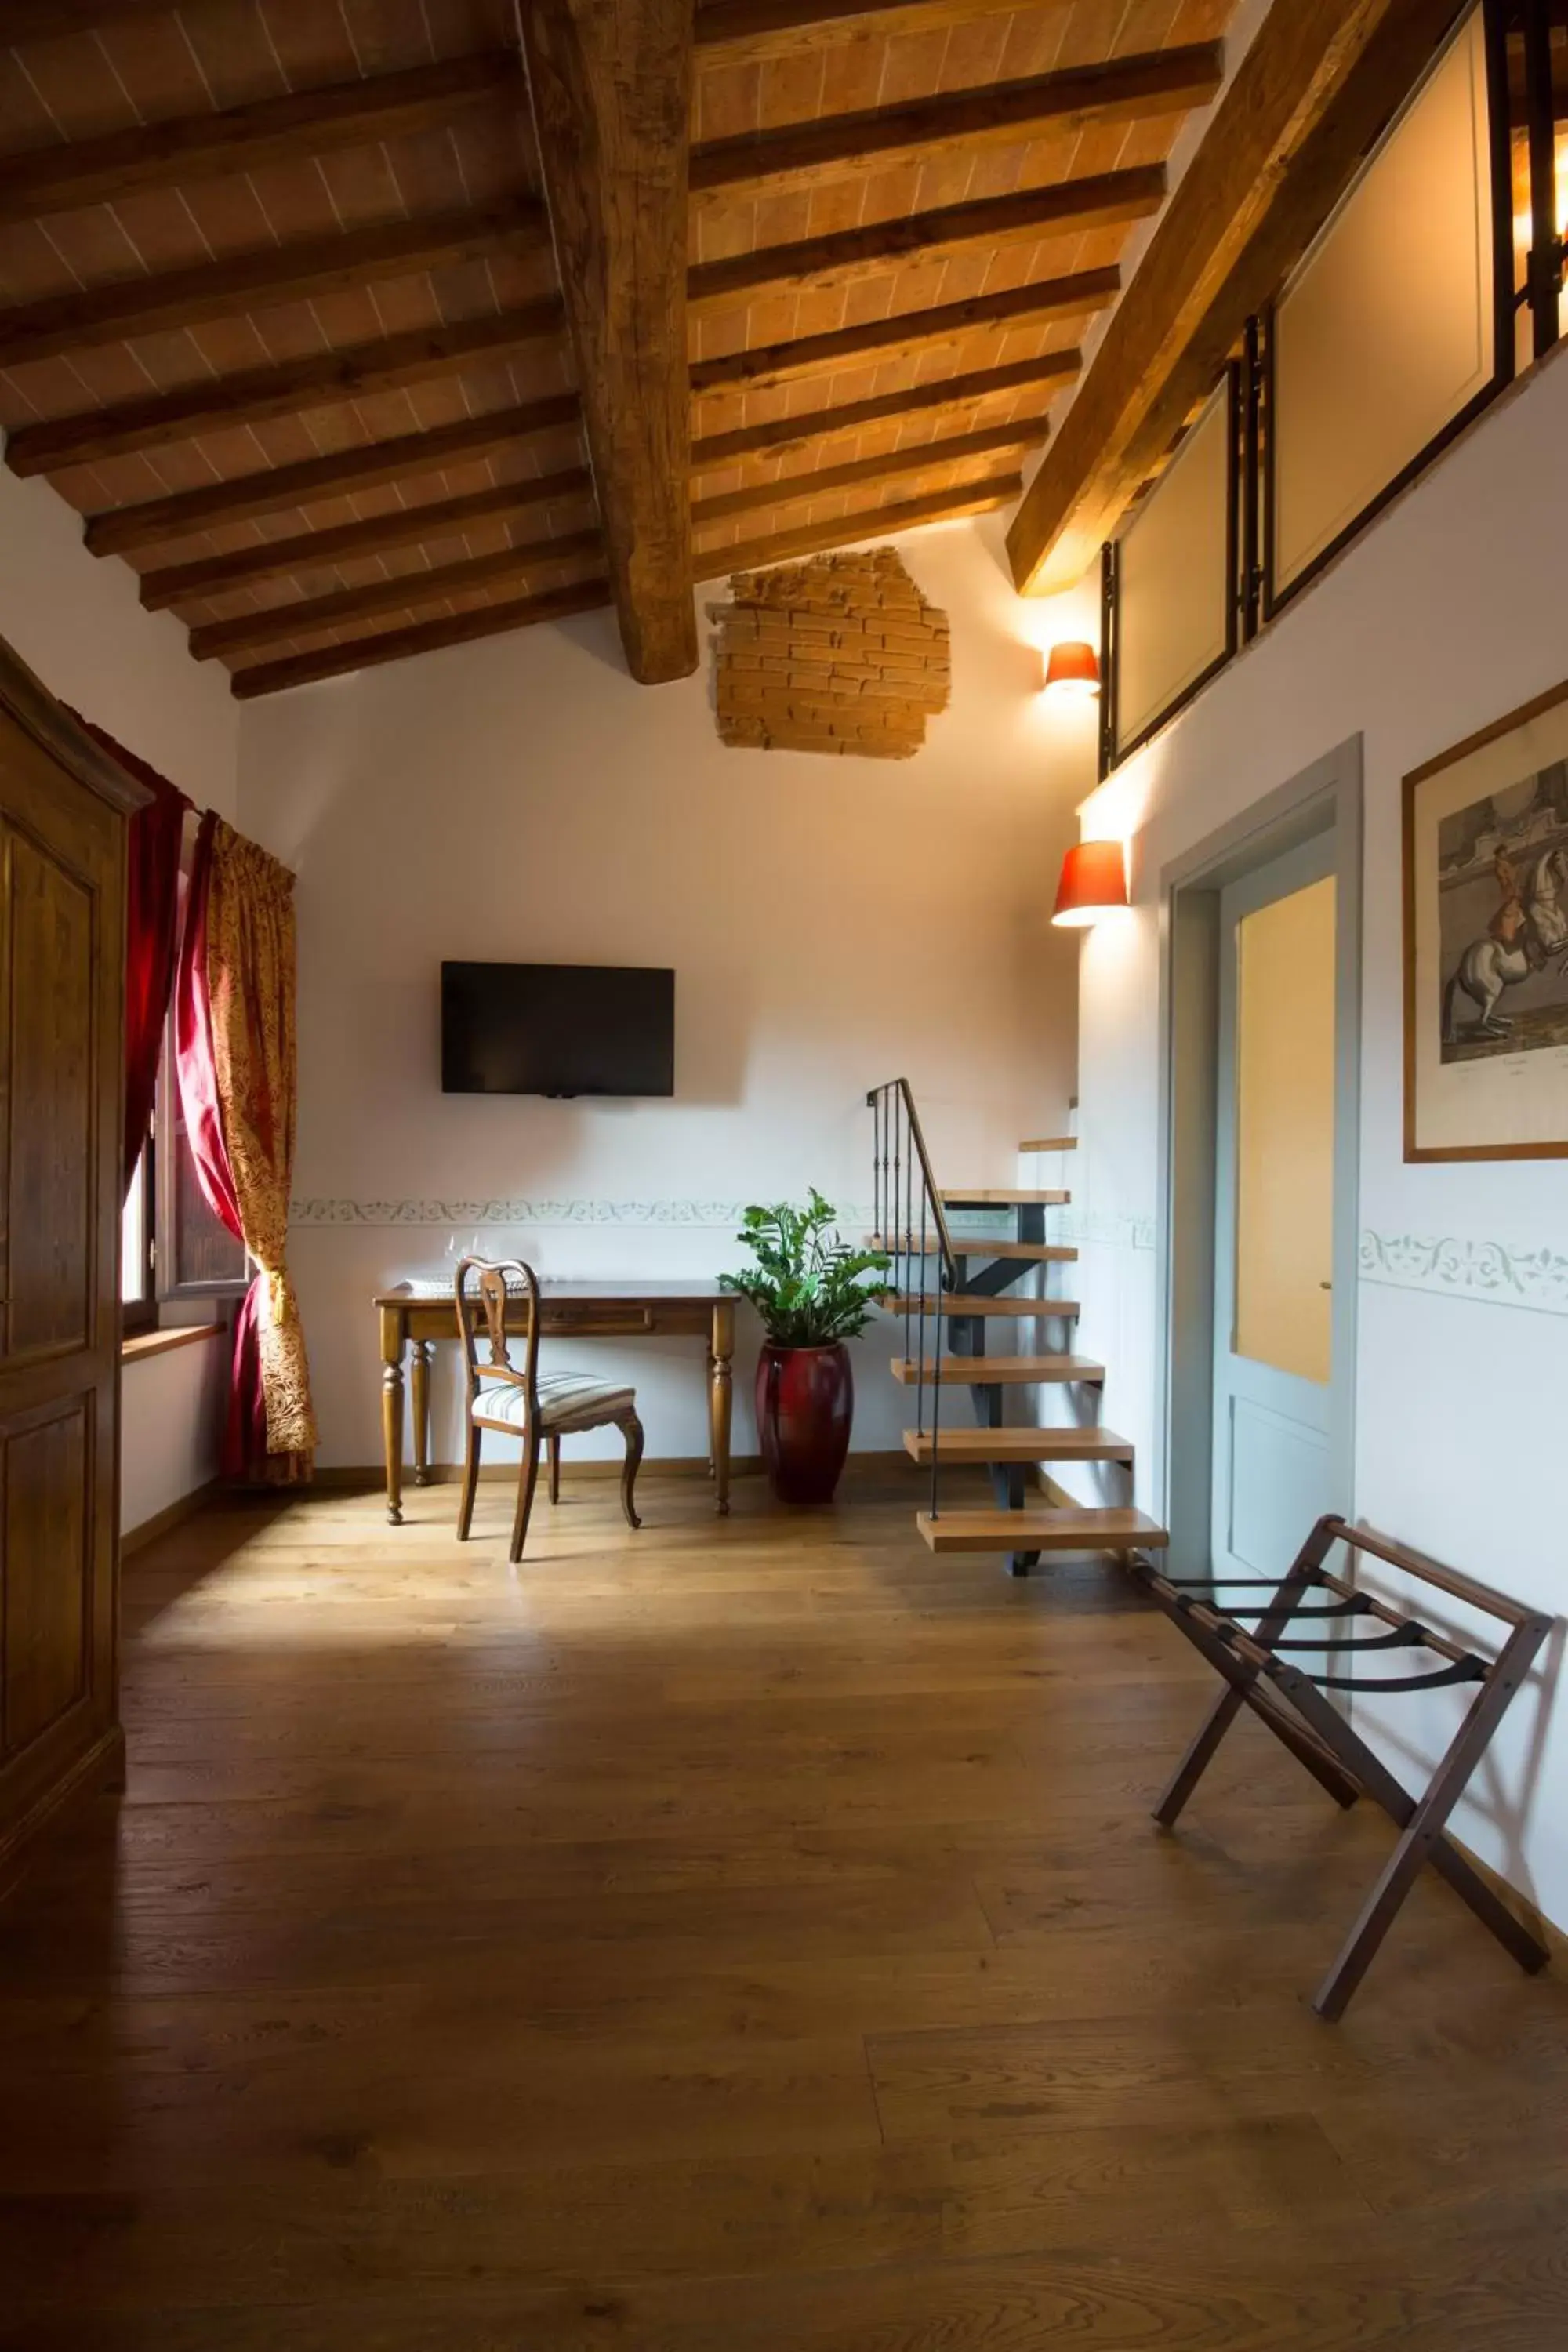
[1404,676,1568,1160]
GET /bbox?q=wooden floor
[2,1470,1566,2348]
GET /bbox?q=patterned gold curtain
[205,819,316,1473]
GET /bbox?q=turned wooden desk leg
[379,1306,407,1526]
[410,1340,434,1487]
[710,1301,735,1516]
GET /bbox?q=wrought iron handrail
[866,1077,954,1519]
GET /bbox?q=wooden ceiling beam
[188,528,604,661]
[690,418,1045,526]
[695,0,1064,71]
[695,474,1020,579]
[689,43,1224,207]
[0,50,517,228]
[4,301,564,476]
[0,200,546,371]
[688,164,1165,312]
[691,352,1076,468]
[83,395,583,556]
[691,265,1115,397]
[1007,0,1479,592]
[518,0,696,685]
[230,579,613,700]
[138,468,595,611]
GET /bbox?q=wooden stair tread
[917,1507,1168,1554]
[891,1353,1105,1385]
[880,1294,1078,1317]
[903,1427,1134,1464]
[871,1235,1077,1262]
[1020,1135,1076,1152]
[939,1188,1069,1206]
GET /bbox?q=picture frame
[1404,675,1568,1161]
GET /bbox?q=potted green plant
[720,1192,891,1504]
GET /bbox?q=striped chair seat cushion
[474,1372,634,1430]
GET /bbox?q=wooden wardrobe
[0,634,144,1882]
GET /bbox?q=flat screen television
[441,962,675,1098]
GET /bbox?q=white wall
[120,1335,229,1540]
[0,464,238,814]
[238,514,1095,1472]
[0,457,243,1534]
[1071,343,1568,1933]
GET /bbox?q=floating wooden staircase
[867,1082,1167,1575]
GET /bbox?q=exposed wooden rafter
[691,420,1044,527]
[82,397,584,556]
[687,165,1165,312]
[5,303,564,475]
[230,579,614,701]
[518,0,697,685]
[188,529,605,662]
[0,50,517,227]
[691,354,1076,468]
[691,267,1117,397]
[1007,0,1479,591]
[138,470,596,612]
[689,44,1225,205]
[694,474,1021,580]
[0,201,546,371]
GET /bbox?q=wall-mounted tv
[441,962,675,1098]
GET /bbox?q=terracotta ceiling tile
[9,35,139,141]
[161,3,289,114]
[694,59,760,148]
[0,52,60,157]
[759,45,830,134]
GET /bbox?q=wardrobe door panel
[2,1398,90,1759]
[4,826,96,1363]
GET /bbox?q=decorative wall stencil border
[289,1197,877,1230]
[1359,1231,1568,1317]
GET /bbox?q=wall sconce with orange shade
[1052,840,1129,927]
[1042,640,1101,700]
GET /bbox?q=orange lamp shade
[1043,639,1101,699]
[1052,840,1129,927]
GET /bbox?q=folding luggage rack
[1126,1512,1553,2019]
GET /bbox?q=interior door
[1210,837,1338,1585]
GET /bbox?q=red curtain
[71,717,190,1196]
[175,811,315,1484]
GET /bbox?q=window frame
[1260,0,1516,626]
[152,1014,250,1310]
[1097,0,1525,777]
[120,1112,158,1338]
[1101,360,1243,778]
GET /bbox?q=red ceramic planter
[755,1341,854,1505]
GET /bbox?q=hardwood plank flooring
[1,1471,1565,2347]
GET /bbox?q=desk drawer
[540,1303,657,1336]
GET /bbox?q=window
[1098,2,1556,775]
[120,1022,248,1338]
[154,1018,247,1303]
[1105,370,1238,765]
[1267,4,1504,611]
[120,1110,157,1336]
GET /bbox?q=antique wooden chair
[454,1255,644,1563]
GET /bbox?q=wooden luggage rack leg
[1126,1515,1553,2020]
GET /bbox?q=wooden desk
[376,1280,735,1526]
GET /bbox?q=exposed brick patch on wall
[708,547,951,759]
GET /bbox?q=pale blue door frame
[1154,739,1363,1581]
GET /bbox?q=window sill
[121,1322,225,1367]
